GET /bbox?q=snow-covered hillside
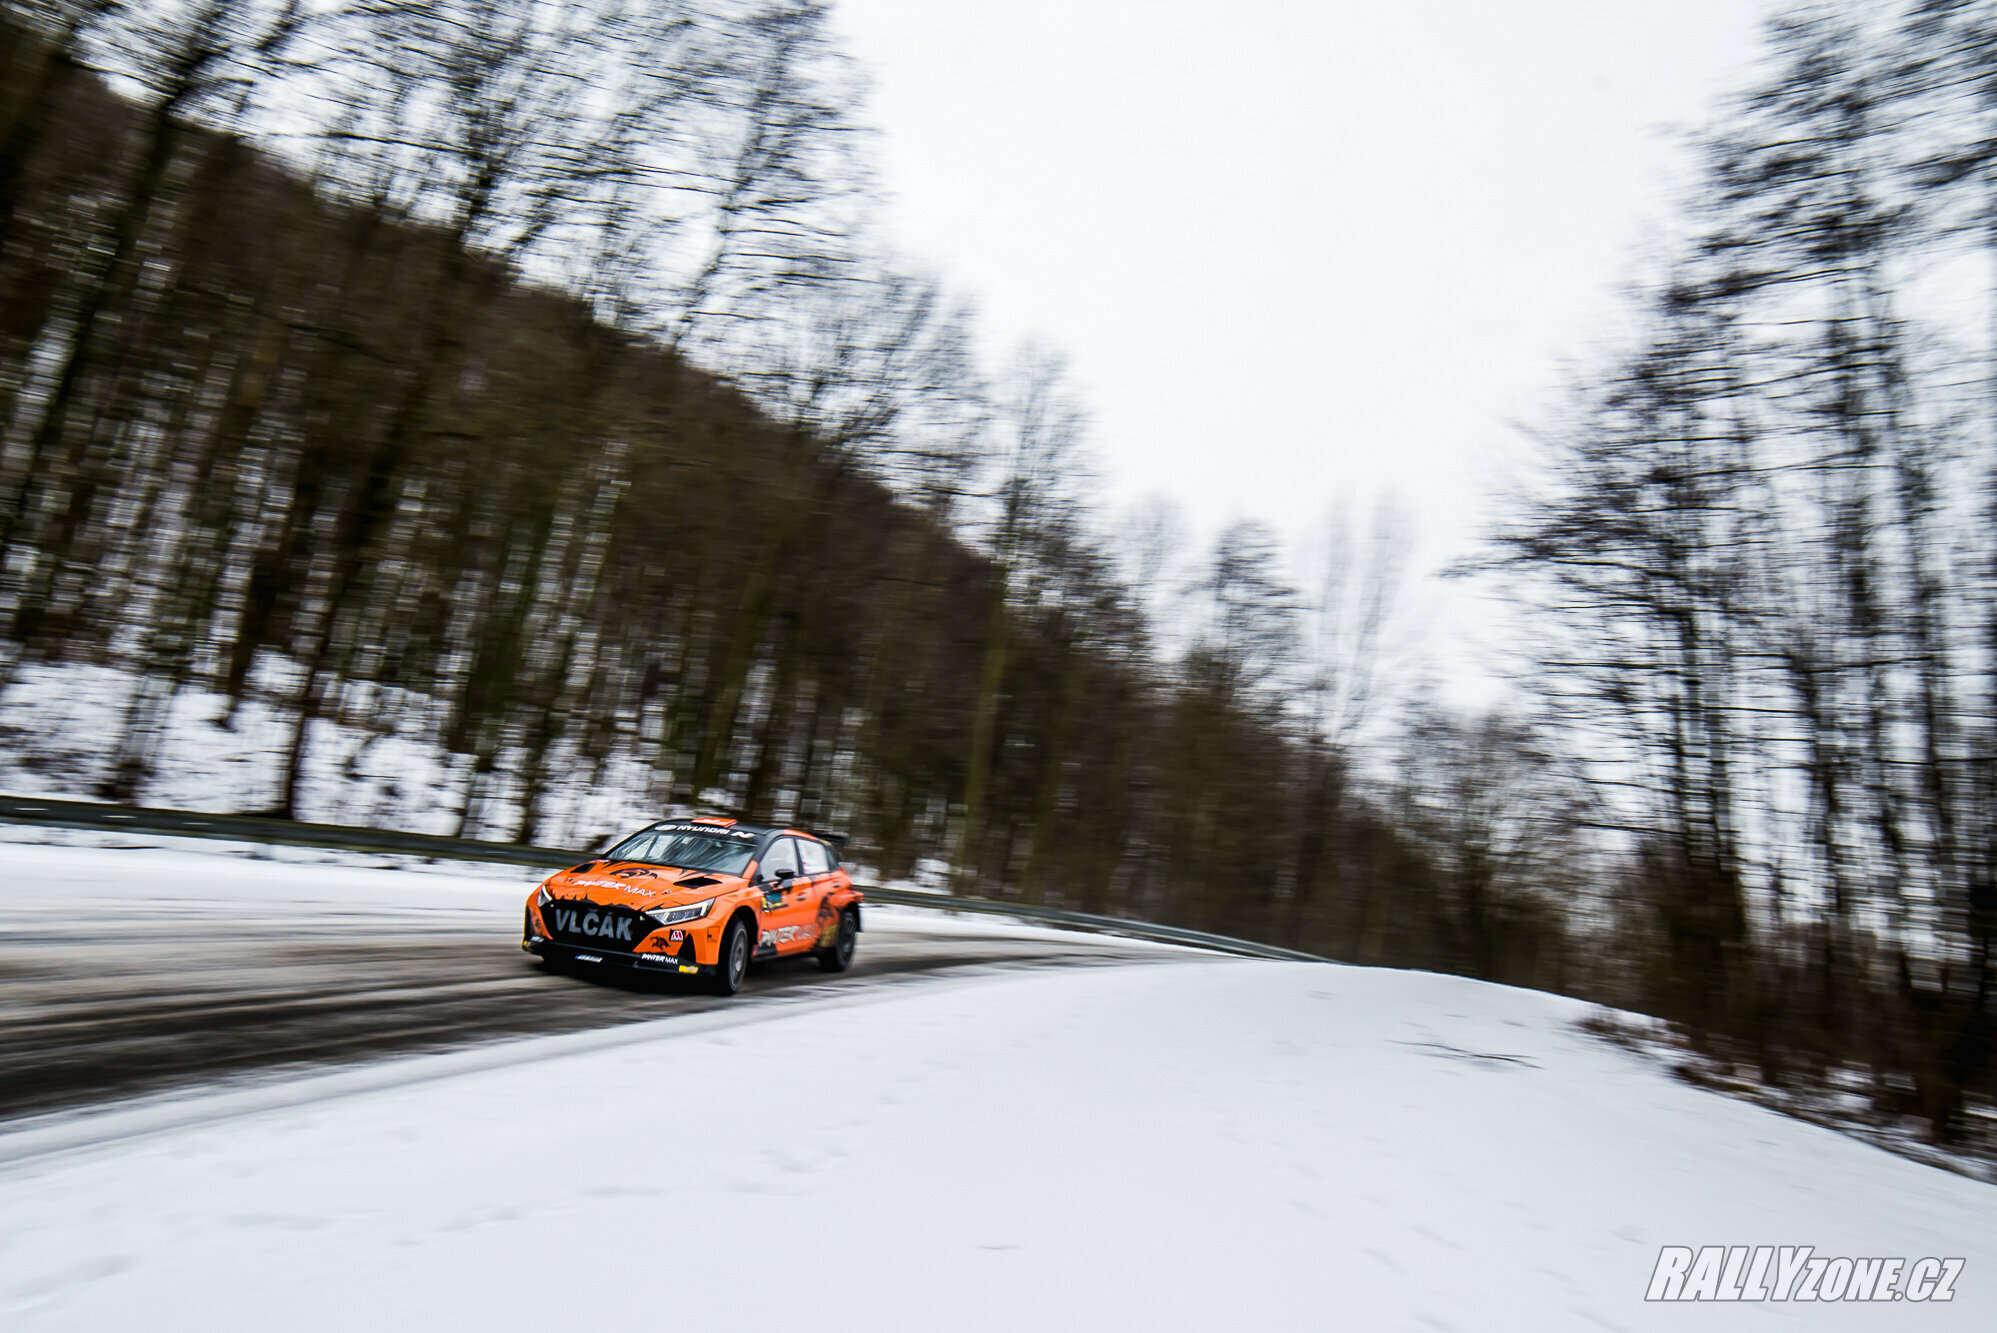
[3,949,1989,1329]
[0,659,676,845]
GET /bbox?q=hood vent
[674,874,721,890]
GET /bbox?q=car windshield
[603,828,756,875]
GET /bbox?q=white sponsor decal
[551,907,636,942]
[1646,1248,1962,1302]
[655,821,757,840]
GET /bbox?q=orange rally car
[521,817,863,995]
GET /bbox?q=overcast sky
[829,0,1776,681]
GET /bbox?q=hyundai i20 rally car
[522,817,863,995]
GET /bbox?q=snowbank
[0,658,674,844]
[0,838,1199,952]
[3,956,1989,1329]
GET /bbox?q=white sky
[830,0,1775,680]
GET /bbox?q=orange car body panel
[521,820,862,974]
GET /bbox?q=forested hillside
[0,3,1581,993]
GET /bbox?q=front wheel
[816,907,858,973]
[712,917,751,996]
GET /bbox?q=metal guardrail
[0,793,1327,963]
[0,793,577,868]
[856,887,1326,962]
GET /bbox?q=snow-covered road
[0,840,1195,1117]
[1,842,1991,1330]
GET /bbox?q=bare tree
[949,342,1087,891]
[0,0,303,675]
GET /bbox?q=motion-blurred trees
[1494,0,1997,1141]
[5,3,1456,974]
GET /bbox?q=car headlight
[646,897,717,927]
[535,884,554,907]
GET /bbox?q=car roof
[647,817,826,844]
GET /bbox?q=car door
[795,837,842,948]
[753,836,817,955]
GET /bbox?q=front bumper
[524,936,711,977]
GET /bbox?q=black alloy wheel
[816,907,858,973]
[713,917,751,996]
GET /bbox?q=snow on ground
[2,658,990,893]
[3,948,1990,1328]
[0,834,1197,954]
[0,834,538,921]
[0,658,680,845]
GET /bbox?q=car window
[761,838,801,878]
[798,839,833,875]
[604,828,755,875]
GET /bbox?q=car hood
[539,860,748,910]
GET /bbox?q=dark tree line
[0,2,1586,1007]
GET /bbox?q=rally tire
[816,907,858,973]
[713,917,751,996]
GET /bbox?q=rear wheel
[816,907,858,973]
[712,917,751,996]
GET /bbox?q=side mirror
[774,867,796,881]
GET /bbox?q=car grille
[540,899,655,953]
